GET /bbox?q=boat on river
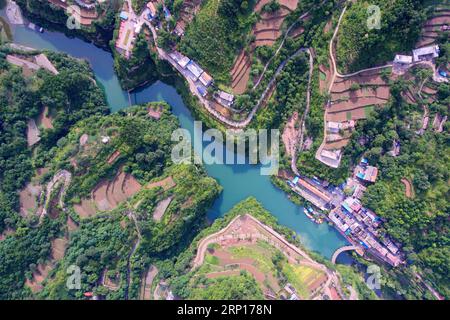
[304,207,324,224]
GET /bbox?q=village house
[199,72,213,87]
[327,121,341,133]
[146,2,157,21]
[412,45,440,62]
[215,90,235,108]
[394,54,413,66]
[289,176,332,211]
[186,61,204,81]
[321,149,341,162]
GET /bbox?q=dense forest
[0,49,108,298]
[336,0,426,72]
[15,0,121,48]
[179,0,258,82]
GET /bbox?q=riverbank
[0,6,349,259]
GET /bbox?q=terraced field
[74,168,142,217]
[416,7,450,48]
[191,214,341,300]
[230,0,300,94]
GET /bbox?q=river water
[1,13,348,258]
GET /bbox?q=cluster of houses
[287,157,404,267]
[329,199,402,267]
[115,9,139,59]
[169,51,213,94]
[168,51,235,108]
[393,45,441,73]
[319,120,356,164]
[115,1,167,59]
[288,176,333,212]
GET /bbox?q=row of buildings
[168,51,235,108]
[287,158,404,267]
[394,45,440,67]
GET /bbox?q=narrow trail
[253,10,311,90]
[291,48,314,176]
[124,237,140,300]
[39,170,72,224]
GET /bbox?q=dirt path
[401,178,413,198]
[253,10,312,90]
[124,237,140,300]
[290,48,314,176]
[39,170,72,223]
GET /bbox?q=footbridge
[331,245,363,264]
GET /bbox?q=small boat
[303,207,315,220]
[28,23,44,33]
[304,206,324,224]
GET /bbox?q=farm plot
[140,265,159,300]
[230,0,300,94]
[25,237,68,293]
[326,70,389,130]
[282,111,300,159]
[192,214,335,299]
[416,9,450,48]
[175,0,203,33]
[27,119,41,147]
[74,169,142,217]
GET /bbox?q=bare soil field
[140,265,159,300]
[146,176,176,191]
[74,169,142,217]
[328,96,387,113]
[152,196,173,222]
[231,51,252,94]
[319,64,332,93]
[211,101,232,118]
[74,198,97,218]
[107,150,121,164]
[326,107,370,122]
[417,10,450,47]
[92,170,142,211]
[324,138,350,150]
[282,111,299,159]
[27,119,41,147]
[19,182,42,217]
[331,86,390,102]
[37,106,54,129]
[67,216,79,232]
[332,77,387,93]
[401,178,413,198]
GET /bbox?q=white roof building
[327,121,341,132]
[412,45,440,62]
[394,54,413,64]
[321,149,341,161]
[186,61,203,80]
[218,91,234,102]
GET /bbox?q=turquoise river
[0,14,349,259]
